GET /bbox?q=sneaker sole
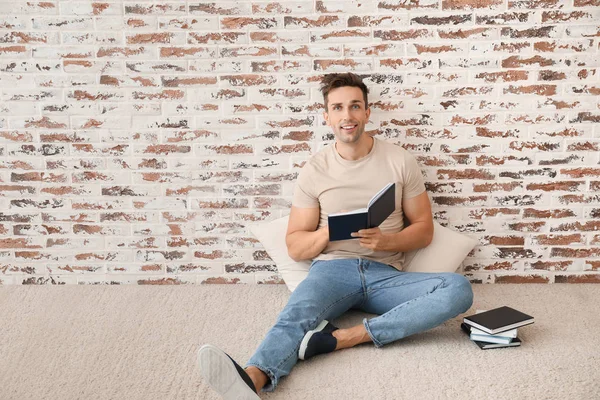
[197,344,259,400]
[298,320,329,361]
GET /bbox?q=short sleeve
[402,150,426,199]
[292,163,319,208]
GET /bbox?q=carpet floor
[0,284,598,400]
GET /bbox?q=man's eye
[352,105,359,109]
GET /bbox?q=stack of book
[461,306,534,350]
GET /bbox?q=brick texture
[0,0,598,285]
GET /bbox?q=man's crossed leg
[198,258,473,399]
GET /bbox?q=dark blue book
[327,183,395,241]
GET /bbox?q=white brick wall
[0,0,599,285]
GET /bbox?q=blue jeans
[246,258,473,392]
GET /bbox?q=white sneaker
[197,344,260,400]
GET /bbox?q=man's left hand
[351,227,390,251]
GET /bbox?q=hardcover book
[327,183,396,241]
[463,306,534,335]
[469,310,517,338]
[470,333,513,345]
[470,326,517,338]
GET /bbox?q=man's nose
[341,107,351,119]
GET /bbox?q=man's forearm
[384,221,433,253]
[286,227,329,262]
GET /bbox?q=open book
[327,183,396,241]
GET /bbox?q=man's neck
[335,135,374,161]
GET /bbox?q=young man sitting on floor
[198,72,474,399]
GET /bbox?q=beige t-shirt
[292,137,426,270]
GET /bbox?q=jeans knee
[448,273,473,313]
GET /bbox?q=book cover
[470,311,517,338]
[461,323,522,350]
[470,326,517,338]
[463,306,534,335]
[327,183,396,241]
[470,333,513,345]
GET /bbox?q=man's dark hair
[320,73,369,111]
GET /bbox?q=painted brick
[350,15,408,27]
[96,16,156,30]
[523,208,577,218]
[464,260,521,272]
[584,260,600,270]
[285,15,343,29]
[469,41,533,55]
[166,262,219,274]
[378,0,439,11]
[316,0,375,12]
[0,16,30,29]
[159,17,216,30]
[32,17,94,30]
[312,29,372,43]
[188,3,251,15]
[495,274,550,284]
[220,17,278,30]
[124,3,185,15]
[314,59,373,72]
[380,58,431,72]
[440,57,499,69]
[476,12,532,25]
[159,46,216,59]
[250,31,309,44]
[509,0,564,8]
[555,275,600,284]
[494,194,549,208]
[252,2,313,14]
[531,234,585,246]
[526,260,575,271]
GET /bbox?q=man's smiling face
[324,86,371,144]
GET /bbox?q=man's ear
[323,110,330,126]
[366,106,371,120]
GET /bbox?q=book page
[329,208,367,217]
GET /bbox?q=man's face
[323,86,371,144]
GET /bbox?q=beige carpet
[0,284,599,400]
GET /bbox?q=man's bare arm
[389,191,434,251]
[285,206,329,262]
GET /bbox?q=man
[198,72,473,399]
